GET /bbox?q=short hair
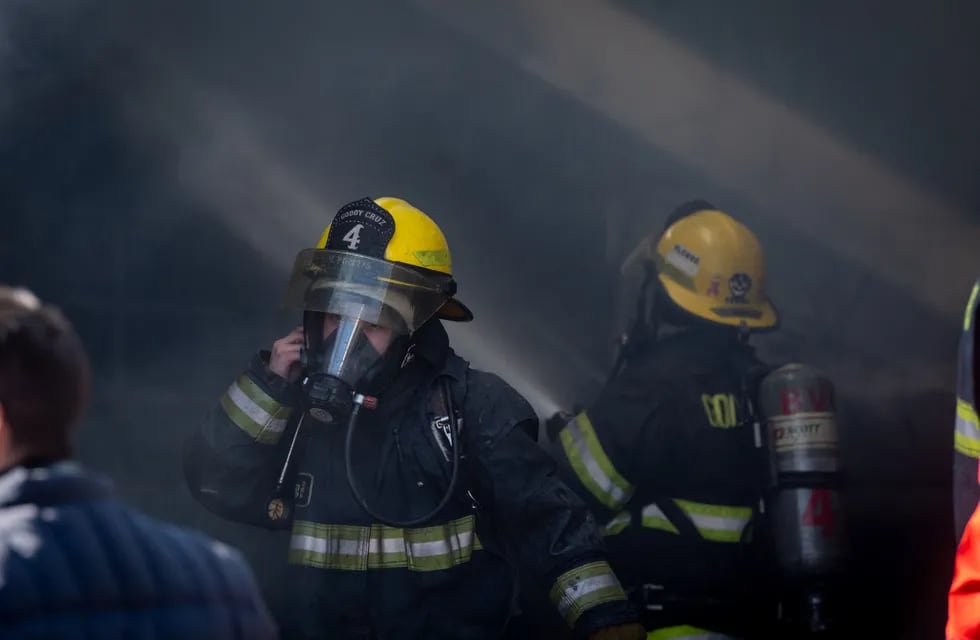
[0,286,91,455]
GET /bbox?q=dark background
[2,1,978,637]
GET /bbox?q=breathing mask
[282,248,453,424]
[299,300,399,424]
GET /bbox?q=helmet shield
[282,249,452,333]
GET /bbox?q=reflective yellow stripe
[641,503,680,534]
[601,511,632,536]
[647,625,737,639]
[674,499,752,543]
[956,398,980,458]
[639,500,752,543]
[559,412,635,509]
[549,560,627,627]
[220,375,293,444]
[966,282,979,331]
[288,514,483,572]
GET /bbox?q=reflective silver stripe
[221,376,292,444]
[674,499,751,543]
[292,533,456,559]
[687,513,749,533]
[409,529,476,558]
[956,398,980,458]
[690,513,749,542]
[641,503,679,534]
[555,574,619,618]
[292,534,368,557]
[559,413,634,509]
[640,500,752,542]
[226,382,287,431]
[601,511,632,536]
[549,560,628,626]
[287,515,482,572]
[367,536,407,555]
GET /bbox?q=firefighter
[182,196,645,640]
[947,278,980,640]
[547,201,779,639]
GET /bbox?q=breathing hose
[344,378,462,528]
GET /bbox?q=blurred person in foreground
[183,196,645,640]
[0,285,278,640]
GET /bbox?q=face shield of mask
[283,249,454,422]
[309,298,396,388]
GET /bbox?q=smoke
[124,71,570,419]
[0,0,116,112]
[413,0,977,396]
[18,0,955,419]
[3,0,966,422]
[418,0,980,318]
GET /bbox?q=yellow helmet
[297,196,472,325]
[622,206,778,330]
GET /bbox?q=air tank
[758,363,846,577]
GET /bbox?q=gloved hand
[587,622,646,640]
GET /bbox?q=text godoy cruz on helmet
[328,200,395,257]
